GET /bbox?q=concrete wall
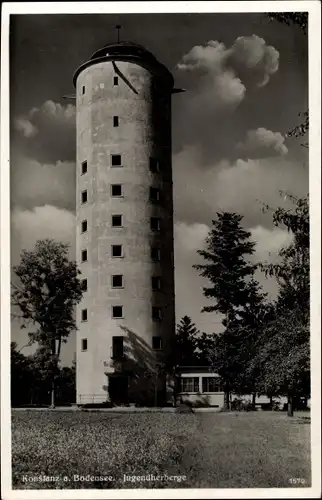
[75,59,175,404]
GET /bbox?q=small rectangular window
[81,249,87,262]
[81,279,88,292]
[202,377,223,393]
[151,248,161,262]
[112,214,123,227]
[112,275,123,288]
[112,306,123,319]
[82,86,85,95]
[81,338,87,351]
[113,116,119,127]
[152,307,163,321]
[112,245,123,258]
[112,336,124,360]
[111,184,123,197]
[81,220,88,233]
[150,217,161,232]
[152,277,161,291]
[152,336,162,350]
[81,309,88,322]
[149,158,160,172]
[150,187,160,203]
[180,377,199,393]
[81,161,87,175]
[111,154,122,167]
[81,190,88,204]
[114,76,119,86]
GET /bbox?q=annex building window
[112,275,123,288]
[81,339,87,351]
[81,249,87,262]
[111,184,123,197]
[202,377,223,393]
[112,336,124,360]
[152,336,162,350]
[81,190,88,204]
[81,161,87,175]
[151,248,161,262]
[81,309,88,322]
[111,245,123,258]
[180,377,199,393]
[152,277,161,291]
[81,220,88,233]
[112,215,123,227]
[152,307,163,321]
[113,116,119,127]
[112,306,123,319]
[150,217,161,232]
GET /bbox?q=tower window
[152,277,162,291]
[150,187,160,203]
[111,154,122,167]
[81,190,88,204]
[152,307,163,321]
[114,76,119,86]
[82,86,85,95]
[112,245,123,258]
[81,279,88,292]
[151,248,161,262]
[112,306,123,319]
[112,215,123,227]
[113,116,119,127]
[149,158,160,172]
[111,184,123,197]
[81,161,87,174]
[81,338,88,351]
[81,220,88,233]
[81,309,88,322]
[81,249,87,262]
[112,336,124,360]
[112,275,123,288]
[152,336,162,350]
[150,217,161,232]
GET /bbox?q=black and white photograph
[1,1,321,498]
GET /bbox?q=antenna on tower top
[116,25,121,44]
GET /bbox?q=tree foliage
[257,194,310,414]
[11,239,83,406]
[194,212,266,405]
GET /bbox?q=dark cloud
[13,100,76,163]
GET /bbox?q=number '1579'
[289,478,306,485]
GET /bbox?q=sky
[10,13,308,366]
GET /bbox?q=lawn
[11,410,311,489]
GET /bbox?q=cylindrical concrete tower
[74,41,176,405]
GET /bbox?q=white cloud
[251,225,293,263]
[14,118,38,138]
[173,145,308,228]
[11,205,75,266]
[11,155,75,211]
[27,100,76,127]
[237,128,288,157]
[229,35,279,87]
[176,35,279,112]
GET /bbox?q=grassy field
[11,410,311,489]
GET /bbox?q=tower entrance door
[108,375,128,405]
